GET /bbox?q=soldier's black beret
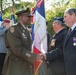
[54,17,66,26]
[54,17,64,23]
[15,8,32,16]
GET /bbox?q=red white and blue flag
[32,0,47,75]
[10,6,16,25]
[0,12,2,26]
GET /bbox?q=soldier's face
[22,15,31,25]
[64,12,76,28]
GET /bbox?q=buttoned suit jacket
[46,28,67,75]
[63,27,76,75]
[2,22,37,75]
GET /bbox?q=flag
[10,6,16,25]
[0,11,2,26]
[32,0,47,75]
[10,6,14,13]
[10,13,16,24]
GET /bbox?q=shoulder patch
[10,27,15,33]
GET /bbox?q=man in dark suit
[2,8,39,75]
[63,8,76,75]
[46,22,51,51]
[39,17,67,75]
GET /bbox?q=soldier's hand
[36,54,46,60]
[36,54,44,60]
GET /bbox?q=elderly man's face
[53,22,58,32]
[64,12,76,28]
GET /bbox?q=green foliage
[2,0,76,36]
[0,0,2,11]
[46,0,76,36]
[2,2,34,20]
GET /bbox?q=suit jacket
[46,28,67,75]
[47,32,51,51]
[63,27,76,75]
[2,22,37,75]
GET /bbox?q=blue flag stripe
[0,12,2,21]
[36,0,45,18]
[10,14,16,24]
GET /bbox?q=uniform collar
[20,22,28,30]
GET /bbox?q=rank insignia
[22,33,27,39]
[73,37,76,46]
[10,27,14,33]
[50,39,56,46]
[23,30,25,32]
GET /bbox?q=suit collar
[52,28,66,38]
[71,22,76,31]
[56,28,65,34]
[64,27,76,46]
[55,28,66,36]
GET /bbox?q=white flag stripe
[34,10,47,53]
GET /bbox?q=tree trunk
[12,0,14,6]
[1,0,2,12]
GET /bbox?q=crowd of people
[0,7,76,75]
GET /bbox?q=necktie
[68,28,72,34]
[65,28,72,41]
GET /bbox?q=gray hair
[65,8,76,16]
[54,20,66,27]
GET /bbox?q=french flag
[32,0,47,75]
[10,6,16,25]
[10,13,16,24]
[0,12,2,26]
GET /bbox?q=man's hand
[36,54,46,60]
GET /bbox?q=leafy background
[0,0,76,36]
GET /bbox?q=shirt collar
[71,22,76,31]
